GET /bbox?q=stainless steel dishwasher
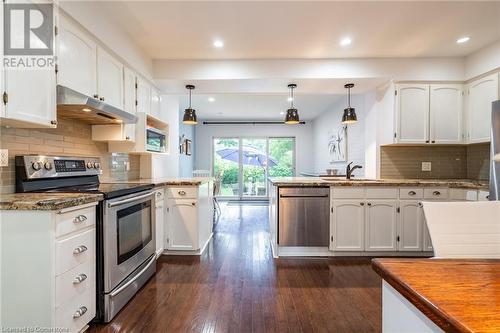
[278,187,330,247]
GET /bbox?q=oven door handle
[108,192,154,208]
[109,255,156,298]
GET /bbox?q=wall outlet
[421,162,432,172]
[125,161,130,171]
[0,149,8,167]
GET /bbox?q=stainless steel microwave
[146,128,166,153]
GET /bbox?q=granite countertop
[267,177,489,190]
[372,258,500,333]
[0,193,103,211]
[100,177,212,187]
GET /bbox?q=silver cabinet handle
[433,191,441,196]
[418,202,423,208]
[110,255,156,297]
[367,202,372,206]
[178,190,186,196]
[73,273,88,284]
[408,191,416,196]
[157,192,162,197]
[192,202,196,206]
[73,245,88,254]
[73,215,87,223]
[360,202,365,206]
[73,306,88,319]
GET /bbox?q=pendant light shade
[183,85,197,125]
[285,84,300,124]
[341,83,357,124]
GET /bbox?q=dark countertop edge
[371,259,471,333]
[0,194,104,211]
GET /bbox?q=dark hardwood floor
[89,202,382,333]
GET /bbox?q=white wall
[465,40,500,80]
[312,95,366,177]
[59,2,153,80]
[194,123,314,175]
[179,110,195,177]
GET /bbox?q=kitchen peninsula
[268,177,489,258]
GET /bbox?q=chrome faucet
[346,162,363,180]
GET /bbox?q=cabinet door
[398,201,423,251]
[422,218,433,251]
[396,84,429,143]
[365,200,398,251]
[57,14,97,97]
[155,199,164,255]
[467,73,499,143]
[166,199,198,251]
[123,67,137,142]
[96,48,124,109]
[430,84,463,144]
[150,88,161,119]
[136,77,151,114]
[330,200,365,251]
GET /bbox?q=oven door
[104,190,156,292]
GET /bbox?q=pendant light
[183,85,197,125]
[285,84,300,125]
[341,83,357,124]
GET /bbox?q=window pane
[268,138,294,177]
[242,138,267,197]
[213,138,239,197]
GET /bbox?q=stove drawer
[55,259,94,308]
[56,228,95,276]
[56,204,96,238]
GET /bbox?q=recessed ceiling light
[287,97,294,102]
[280,111,285,115]
[456,36,470,44]
[208,97,215,102]
[213,40,224,48]
[340,37,352,46]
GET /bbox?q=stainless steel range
[15,155,156,322]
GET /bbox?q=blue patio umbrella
[216,146,277,167]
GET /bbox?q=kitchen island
[268,177,488,258]
[372,258,500,333]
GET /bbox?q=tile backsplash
[0,118,139,194]
[380,144,490,180]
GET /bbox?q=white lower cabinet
[155,189,165,256]
[365,200,398,251]
[330,200,365,251]
[398,201,424,251]
[422,221,434,251]
[0,203,97,332]
[164,184,213,254]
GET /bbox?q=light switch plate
[0,149,8,167]
[421,162,432,172]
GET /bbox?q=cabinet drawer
[449,189,478,201]
[331,187,365,199]
[423,188,449,200]
[365,187,398,199]
[399,188,424,199]
[56,228,95,276]
[55,285,94,333]
[55,259,94,308]
[56,205,96,238]
[166,186,198,199]
[478,190,490,201]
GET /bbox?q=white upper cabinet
[365,200,398,251]
[395,84,430,143]
[1,2,56,128]
[136,77,151,114]
[96,48,124,109]
[57,15,97,98]
[466,73,499,143]
[150,88,161,119]
[123,67,136,115]
[430,84,463,144]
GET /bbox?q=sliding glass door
[213,137,295,199]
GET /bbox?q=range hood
[56,85,138,125]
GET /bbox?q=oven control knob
[44,162,53,170]
[94,162,101,169]
[31,161,42,171]
[86,162,95,169]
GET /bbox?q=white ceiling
[98,1,500,59]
